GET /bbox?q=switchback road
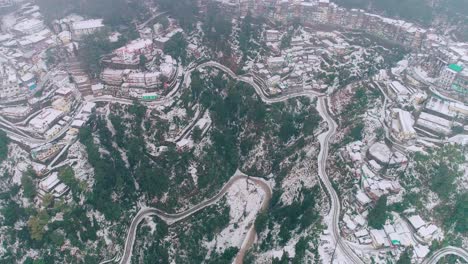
[316,97,364,264]
[114,171,271,264]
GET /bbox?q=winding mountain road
[2,59,462,264]
[316,97,364,264]
[114,171,271,264]
[100,63,365,264]
[422,246,468,264]
[195,61,324,103]
[89,62,455,264]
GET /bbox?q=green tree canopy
[0,130,9,163]
[21,170,36,200]
[28,210,50,241]
[397,247,413,264]
[368,195,388,228]
[58,166,79,192]
[164,32,188,65]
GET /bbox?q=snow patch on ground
[144,216,157,235]
[280,159,318,206]
[68,141,95,188]
[0,143,31,186]
[206,178,265,253]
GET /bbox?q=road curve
[20,59,457,264]
[195,61,324,104]
[316,97,364,264]
[233,176,272,264]
[422,246,468,264]
[114,171,272,264]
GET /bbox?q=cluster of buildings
[98,23,182,99]
[201,0,427,49]
[254,31,317,94]
[409,32,468,101]
[382,77,467,144]
[0,3,50,103]
[367,219,434,259]
[52,17,104,40]
[31,142,66,163]
[100,50,178,98]
[341,140,407,213]
[1,66,95,165]
[104,38,155,67]
[331,13,467,258]
[0,64,22,98]
[202,1,468,103]
[0,3,99,201]
[339,140,440,261]
[25,85,95,139]
[252,30,367,95]
[0,3,103,103]
[416,97,466,137]
[346,214,435,260]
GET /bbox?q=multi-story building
[28,108,64,134]
[13,18,46,35]
[101,69,125,86]
[392,109,417,142]
[317,0,330,23]
[438,64,463,90]
[124,71,162,89]
[114,38,155,64]
[452,70,468,98]
[0,65,21,99]
[71,19,104,39]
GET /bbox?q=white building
[388,80,410,98]
[355,190,371,206]
[124,71,161,89]
[58,31,72,44]
[425,97,457,119]
[414,245,430,259]
[29,108,64,134]
[449,101,468,116]
[139,27,153,39]
[71,19,104,39]
[0,106,31,119]
[417,224,438,242]
[367,142,407,166]
[13,18,46,34]
[39,172,69,198]
[408,215,426,230]
[369,229,390,248]
[81,102,96,114]
[101,69,124,86]
[40,172,60,192]
[416,112,452,135]
[392,109,416,141]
